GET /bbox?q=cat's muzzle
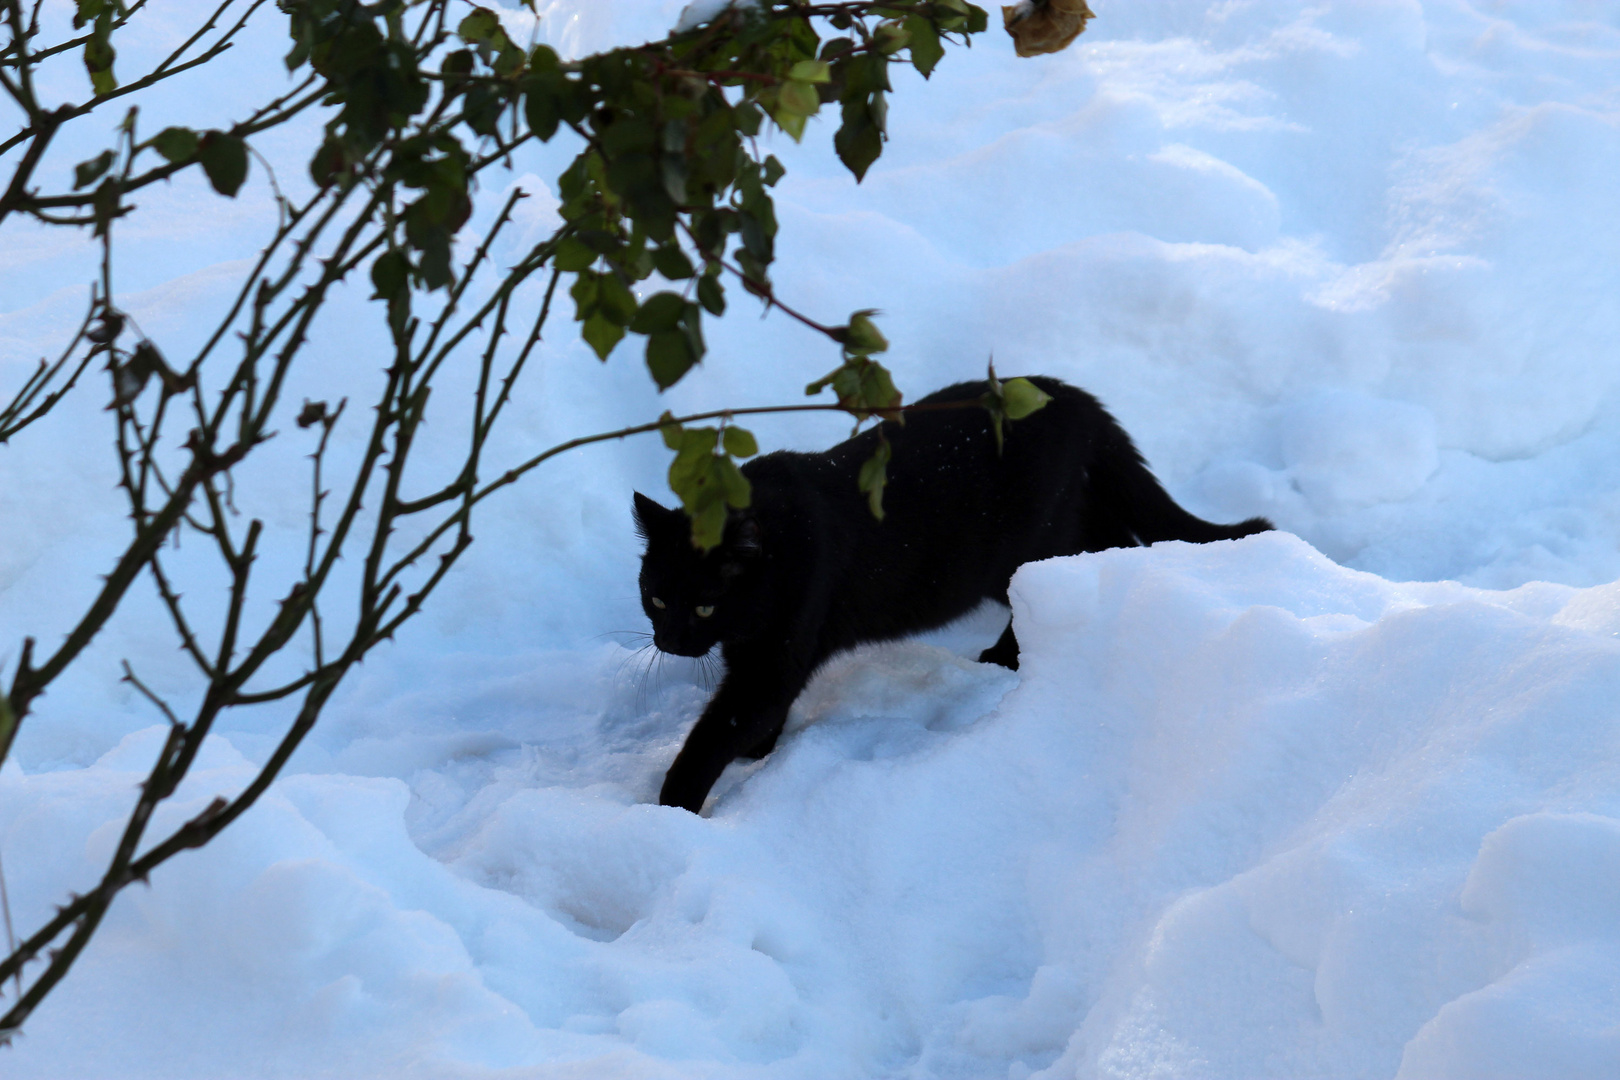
[653,632,712,658]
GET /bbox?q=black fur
[633,377,1270,813]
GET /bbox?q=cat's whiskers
[698,650,723,692]
[613,639,654,686]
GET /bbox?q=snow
[2,0,1619,1077]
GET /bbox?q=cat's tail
[1087,435,1272,549]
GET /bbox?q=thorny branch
[0,0,997,1043]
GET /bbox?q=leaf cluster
[660,413,759,549]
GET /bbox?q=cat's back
[819,376,1114,506]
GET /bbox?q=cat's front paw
[657,770,709,814]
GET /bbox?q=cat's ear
[633,491,677,539]
[731,516,764,558]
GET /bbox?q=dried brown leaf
[1002,0,1094,57]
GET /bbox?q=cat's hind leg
[737,721,785,760]
[978,620,1020,670]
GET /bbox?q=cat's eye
[650,597,666,609]
[695,604,714,618]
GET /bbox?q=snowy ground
[2,1,1619,1077]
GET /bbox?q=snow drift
[6,536,1620,1078]
[4,0,1620,1076]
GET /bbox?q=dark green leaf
[198,132,249,197]
[653,244,695,280]
[493,43,525,78]
[697,274,726,316]
[734,102,763,137]
[835,109,883,182]
[553,236,597,271]
[905,16,944,77]
[416,227,453,290]
[569,270,600,319]
[629,291,686,334]
[370,249,410,300]
[442,49,475,78]
[458,8,501,44]
[529,44,560,72]
[646,330,695,388]
[858,437,891,520]
[90,178,120,237]
[738,210,772,262]
[73,0,106,30]
[598,273,638,325]
[74,150,116,190]
[149,127,199,163]
[84,29,116,95]
[661,153,689,204]
[582,311,625,360]
[762,155,786,187]
[524,79,561,141]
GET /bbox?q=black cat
[634,376,1270,813]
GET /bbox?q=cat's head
[633,491,765,657]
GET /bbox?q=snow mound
[8,534,1620,1077]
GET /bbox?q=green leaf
[734,102,763,137]
[718,456,753,509]
[652,244,695,281]
[647,330,695,388]
[85,49,116,95]
[73,150,115,190]
[553,236,597,271]
[629,291,687,334]
[84,13,116,95]
[458,7,501,44]
[806,356,902,419]
[198,132,249,197]
[524,79,561,141]
[778,79,820,117]
[148,127,199,163]
[788,59,832,84]
[660,153,689,205]
[0,691,14,756]
[73,0,107,30]
[1002,377,1053,420]
[597,273,638,325]
[688,498,727,552]
[697,274,726,316]
[966,4,990,34]
[416,227,453,290]
[845,310,889,355]
[762,155,786,187]
[873,20,911,54]
[905,16,944,77]
[659,411,683,450]
[858,437,891,520]
[370,249,410,300]
[722,426,758,458]
[582,311,626,360]
[570,270,600,319]
[835,108,883,182]
[773,107,808,142]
